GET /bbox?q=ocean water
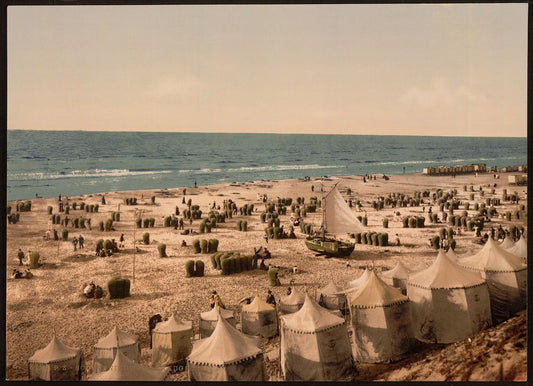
[6,130,527,202]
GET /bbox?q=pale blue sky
[7,4,527,136]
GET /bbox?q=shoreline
[6,171,527,381]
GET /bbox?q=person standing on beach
[266,290,276,305]
[119,233,125,248]
[17,249,24,266]
[72,237,78,251]
[78,235,84,249]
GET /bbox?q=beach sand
[5,172,527,381]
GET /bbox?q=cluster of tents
[27,235,526,381]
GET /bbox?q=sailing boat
[304,183,363,257]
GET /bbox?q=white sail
[324,186,364,236]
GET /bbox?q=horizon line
[6,128,527,139]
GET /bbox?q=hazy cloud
[399,78,485,108]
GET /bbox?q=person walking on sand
[78,235,84,249]
[72,237,78,251]
[17,249,24,266]
[119,233,125,248]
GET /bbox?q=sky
[7,3,528,137]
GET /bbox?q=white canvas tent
[279,288,306,315]
[458,238,527,324]
[499,237,515,250]
[280,294,355,381]
[241,295,278,338]
[407,250,492,344]
[318,281,347,313]
[28,335,84,381]
[324,186,364,236]
[92,326,140,373]
[346,269,370,290]
[151,314,193,368]
[446,248,459,262]
[199,305,235,338]
[88,350,169,381]
[505,236,527,264]
[380,260,411,294]
[188,310,265,381]
[348,270,414,363]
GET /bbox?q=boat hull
[305,237,355,257]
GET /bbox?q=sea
[6,130,527,202]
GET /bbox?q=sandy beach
[5,172,527,381]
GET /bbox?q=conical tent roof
[200,305,234,321]
[242,295,275,313]
[89,350,168,381]
[499,237,515,250]
[188,309,262,366]
[458,238,526,273]
[408,250,485,289]
[29,335,80,364]
[506,237,527,260]
[381,261,411,280]
[280,288,306,306]
[348,270,408,308]
[345,269,370,291]
[281,294,345,333]
[446,248,459,262]
[324,186,364,235]
[153,314,192,334]
[319,281,342,295]
[94,326,138,349]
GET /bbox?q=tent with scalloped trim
[279,288,306,315]
[187,309,265,381]
[151,314,193,368]
[407,250,492,344]
[458,237,527,325]
[28,335,84,381]
[380,260,411,294]
[92,326,140,373]
[348,270,415,363]
[241,295,278,338]
[318,281,347,313]
[280,294,355,381]
[199,305,235,338]
[88,350,169,381]
[505,236,527,264]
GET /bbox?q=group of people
[72,235,85,251]
[252,246,272,270]
[83,281,104,299]
[11,268,32,279]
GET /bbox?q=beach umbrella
[380,260,411,294]
[199,305,235,338]
[280,294,355,381]
[28,335,84,381]
[88,350,169,381]
[151,314,193,368]
[458,238,526,324]
[279,288,306,315]
[92,326,140,373]
[348,270,414,363]
[241,295,278,338]
[499,237,515,250]
[188,309,265,381]
[407,250,492,344]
